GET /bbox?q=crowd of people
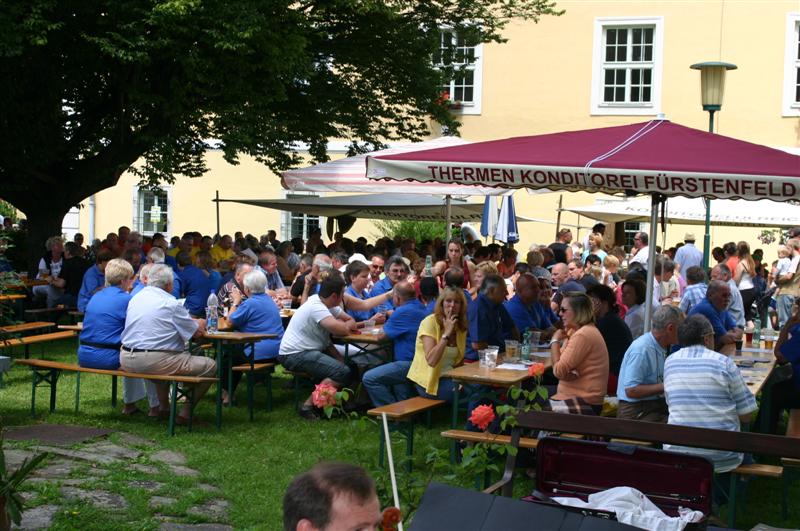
[21,222,800,479]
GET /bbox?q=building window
[436,30,483,115]
[591,17,664,116]
[783,14,800,116]
[281,193,320,241]
[133,187,170,236]
[623,221,643,252]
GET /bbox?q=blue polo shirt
[383,299,428,362]
[688,298,736,342]
[179,265,214,317]
[346,285,377,322]
[228,293,284,360]
[617,332,667,402]
[534,301,558,328]
[466,293,514,361]
[77,264,105,312]
[503,294,543,334]
[424,299,436,314]
[78,286,130,370]
[778,323,800,391]
[369,277,395,311]
[165,254,179,272]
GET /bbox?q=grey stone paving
[6,427,230,530]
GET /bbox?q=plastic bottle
[520,329,532,361]
[752,318,761,348]
[424,255,433,277]
[206,290,219,334]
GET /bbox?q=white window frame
[437,30,483,115]
[591,16,664,116]
[782,13,800,117]
[131,185,172,237]
[280,190,324,242]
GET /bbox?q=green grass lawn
[1,338,799,530]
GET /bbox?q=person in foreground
[406,287,468,402]
[119,264,216,424]
[548,292,609,415]
[283,462,382,531]
[78,258,159,416]
[663,314,756,497]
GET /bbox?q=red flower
[311,383,337,409]
[528,362,546,378]
[381,507,402,530]
[469,404,496,431]
[434,90,451,106]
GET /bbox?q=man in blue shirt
[77,250,114,312]
[688,280,742,354]
[78,258,160,416]
[363,282,428,406]
[617,306,684,422]
[369,256,408,313]
[177,251,213,318]
[419,277,439,314]
[503,273,544,336]
[466,274,518,361]
[679,266,707,315]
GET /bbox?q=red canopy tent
[366,119,800,328]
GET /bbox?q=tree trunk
[23,205,71,277]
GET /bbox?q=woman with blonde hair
[581,233,607,263]
[734,240,757,325]
[548,292,609,414]
[407,287,469,402]
[469,261,499,299]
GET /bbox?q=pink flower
[528,362,546,378]
[311,383,337,409]
[469,404,496,431]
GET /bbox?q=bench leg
[74,372,81,413]
[247,369,254,422]
[405,422,414,474]
[265,370,273,412]
[30,370,37,418]
[24,344,30,359]
[168,382,178,436]
[49,369,59,412]
[111,375,118,408]
[728,474,738,529]
[378,425,386,469]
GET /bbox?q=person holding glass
[548,292,609,415]
[407,287,468,402]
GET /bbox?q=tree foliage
[0,0,562,268]
[372,219,458,243]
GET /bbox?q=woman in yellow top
[549,292,610,415]
[406,287,468,402]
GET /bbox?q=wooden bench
[781,409,800,518]
[230,361,276,420]
[441,429,539,450]
[489,410,800,528]
[14,359,218,436]
[23,307,78,325]
[0,321,56,335]
[0,330,77,358]
[367,397,445,472]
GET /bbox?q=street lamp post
[690,61,737,270]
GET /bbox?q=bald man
[362,281,429,406]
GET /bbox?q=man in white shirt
[120,264,215,424]
[278,273,359,419]
[629,231,650,267]
[674,232,703,273]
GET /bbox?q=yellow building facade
[73,0,800,258]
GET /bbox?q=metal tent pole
[446,194,452,241]
[643,194,660,333]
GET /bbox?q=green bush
[372,220,458,242]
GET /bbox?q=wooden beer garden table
[202,318,276,430]
[339,324,392,363]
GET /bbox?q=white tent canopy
[280,137,507,196]
[566,196,800,228]
[216,194,492,222]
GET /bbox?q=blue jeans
[363,361,414,407]
[415,379,458,403]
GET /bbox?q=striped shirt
[663,344,757,473]
[679,283,707,314]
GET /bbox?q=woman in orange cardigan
[548,292,609,415]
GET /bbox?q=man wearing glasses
[629,232,650,267]
[687,280,743,355]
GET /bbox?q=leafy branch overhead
[0,0,562,197]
